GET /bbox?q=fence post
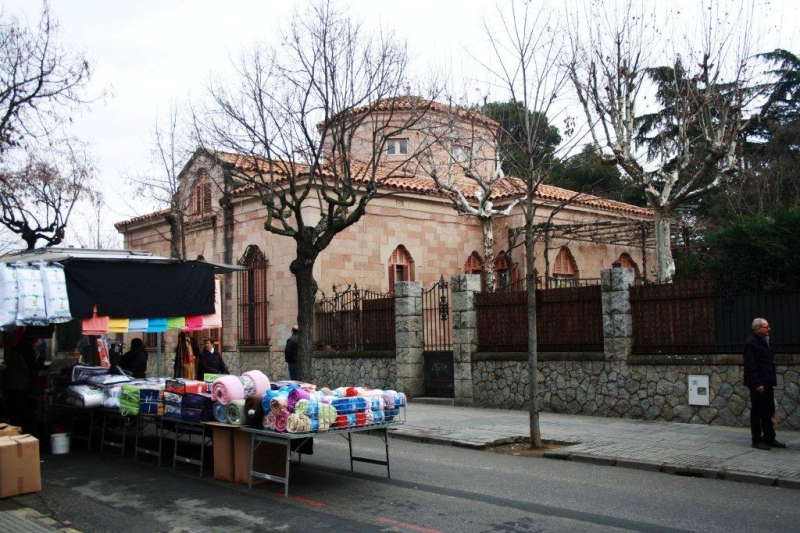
[452,274,481,406]
[601,264,635,360]
[395,281,424,397]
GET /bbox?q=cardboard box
[233,431,287,484]
[211,425,235,482]
[0,434,42,497]
[0,424,21,437]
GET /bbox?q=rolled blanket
[382,390,399,410]
[353,397,368,413]
[212,375,244,406]
[317,403,337,432]
[333,414,348,429]
[331,397,355,414]
[269,396,289,413]
[287,413,312,433]
[265,410,279,430]
[245,395,264,427]
[372,410,385,423]
[242,370,270,396]
[287,388,311,412]
[293,399,320,417]
[397,392,407,406]
[319,387,333,396]
[226,399,247,425]
[213,402,228,424]
[333,387,347,398]
[355,412,367,426]
[368,397,385,412]
[346,413,357,427]
[345,387,360,397]
[273,408,290,432]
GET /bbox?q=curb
[391,430,800,490]
[543,453,800,489]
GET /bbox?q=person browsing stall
[196,338,229,379]
[120,338,149,379]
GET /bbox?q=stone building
[115,98,654,381]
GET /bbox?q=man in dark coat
[743,318,785,450]
[120,338,148,379]
[196,338,228,380]
[284,324,299,380]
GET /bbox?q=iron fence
[422,276,452,351]
[631,281,800,354]
[476,285,603,352]
[314,285,395,351]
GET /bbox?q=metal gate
[422,276,453,397]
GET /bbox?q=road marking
[378,516,443,533]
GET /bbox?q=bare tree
[0,1,91,153]
[0,140,96,249]
[71,191,122,249]
[195,0,438,381]
[128,102,196,259]
[479,2,575,448]
[417,98,519,291]
[567,1,760,282]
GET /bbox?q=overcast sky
[2,0,798,248]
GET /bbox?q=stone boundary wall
[313,351,396,390]
[471,352,800,429]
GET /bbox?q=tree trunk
[481,217,496,291]
[653,208,675,283]
[291,250,319,383]
[525,223,542,448]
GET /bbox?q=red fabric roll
[355,412,367,426]
[345,387,359,397]
[334,414,348,428]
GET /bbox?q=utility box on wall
[688,375,710,406]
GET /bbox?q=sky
[1,0,798,249]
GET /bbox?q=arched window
[465,251,486,291]
[195,169,212,215]
[238,245,268,346]
[552,246,578,287]
[616,253,641,277]
[495,251,519,290]
[388,245,415,291]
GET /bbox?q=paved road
[3,402,799,531]
[391,402,800,487]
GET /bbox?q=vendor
[2,331,44,435]
[196,338,228,379]
[120,338,148,379]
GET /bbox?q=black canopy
[64,260,216,319]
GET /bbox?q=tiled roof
[324,96,500,131]
[115,151,652,228]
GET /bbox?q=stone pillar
[395,281,424,397]
[452,274,481,406]
[601,265,635,361]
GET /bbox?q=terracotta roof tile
[115,152,652,228]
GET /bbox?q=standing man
[285,324,299,380]
[196,338,229,380]
[743,318,785,450]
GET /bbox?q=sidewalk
[390,401,800,489]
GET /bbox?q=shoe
[752,442,771,450]
[766,440,787,449]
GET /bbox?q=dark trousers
[749,385,776,444]
[287,361,298,381]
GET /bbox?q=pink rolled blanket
[211,375,245,406]
[273,408,290,432]
[242,370,270,396]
